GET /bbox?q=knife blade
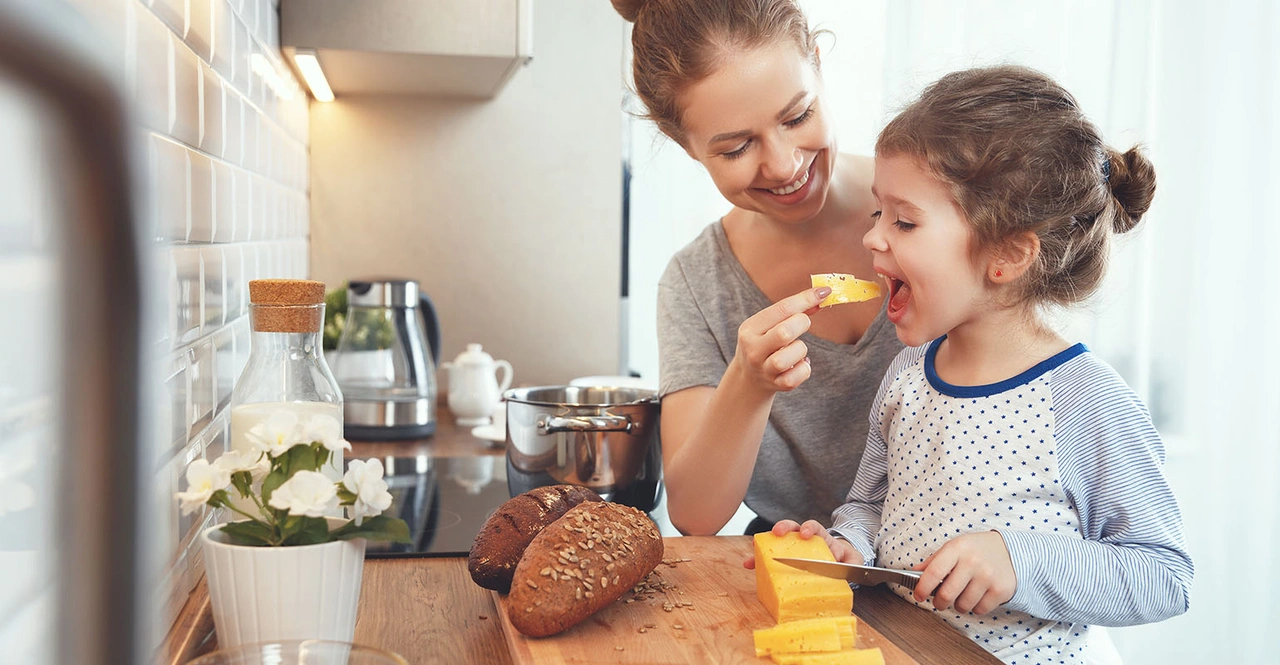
[773,558,922,591]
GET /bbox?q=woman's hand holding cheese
[731,286,831,394]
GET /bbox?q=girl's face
[678,42,835,224]
[863,154,992,347]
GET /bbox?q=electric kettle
[332,278,442,439]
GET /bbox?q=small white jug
[442,343,513,426]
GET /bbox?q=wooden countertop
[158,408,999,665]
[356,537,1000,665]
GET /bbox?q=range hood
[281,0,533,100]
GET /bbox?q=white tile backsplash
[12,0,312,647]
[200,62,223,156]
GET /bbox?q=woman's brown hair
[877,65,1157,307]
[611,0,818,146]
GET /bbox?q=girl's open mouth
[881,274,911,321]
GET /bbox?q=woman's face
[678,42,835,224]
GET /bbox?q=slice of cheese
[753,616,859,656]
[772,647,885,665]
[810,273,882,307]
[754,532,854,624]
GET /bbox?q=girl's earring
[994,269,1003,278]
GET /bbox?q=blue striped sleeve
[1000,353,1194,627]
[830,345,928,566]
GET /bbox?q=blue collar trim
[923,336,1089,398]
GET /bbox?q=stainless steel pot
[503,386,662,511]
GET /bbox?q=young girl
[774,66,1193,664]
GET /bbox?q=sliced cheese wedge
[810,273,882,307]
[754,616,859,657]
[772,647,885,665]
[754,532,854,624]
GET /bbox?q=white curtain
[627,2,1278,661]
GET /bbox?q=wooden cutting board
[492,536,919,665]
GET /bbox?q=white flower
[268,470,338,517]
[245,411,303,458]
[176,459,232,516]
[302,414,351,454]
[342,458,393,526]
[212,450,270,484]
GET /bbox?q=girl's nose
[759,138,802,183]
[863,222,886,252]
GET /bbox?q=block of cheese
[754,616,859,656]
[754,532,854,623]
[772,647,885,665]
[810,273,882,307]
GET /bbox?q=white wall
[309,1,626,387]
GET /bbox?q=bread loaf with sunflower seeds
[505,500,663,637]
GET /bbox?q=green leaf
[336,486,357,504]
[261,469,286,504]
[207,489,229,509]
[230,471,253,498]
[330,515,412,544]
[287,444,317,473]
[281,516,331,546]
[219,520,277,547]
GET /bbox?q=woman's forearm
[661,361,777,535]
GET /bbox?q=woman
[612,0,903,535]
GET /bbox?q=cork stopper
[248,279,326,333]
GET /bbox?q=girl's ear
[988,231,1039,283]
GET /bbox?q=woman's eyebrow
[775,91,808,121]
[707,92,810,145]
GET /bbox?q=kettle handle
[418,293,442,365]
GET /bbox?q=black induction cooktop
[349,454,512,559]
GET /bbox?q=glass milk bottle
[229,279,344,514]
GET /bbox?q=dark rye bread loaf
[506,501,663,638]
[469,485,603,593]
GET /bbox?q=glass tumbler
[185,640,408,665]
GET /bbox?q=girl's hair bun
[1107,146,1157,234]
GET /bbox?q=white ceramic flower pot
[201,518,366,649]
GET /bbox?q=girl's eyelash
[894,220,916,231]
[870,210,882,219]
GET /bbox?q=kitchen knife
[774,558,922,591]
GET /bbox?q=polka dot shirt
[831,338,1194,665]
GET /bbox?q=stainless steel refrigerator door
[0,3,148,664]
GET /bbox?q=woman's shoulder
[660,219,732,284]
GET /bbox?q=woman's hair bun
[610,0,648,23]
[1108,146,1157,234]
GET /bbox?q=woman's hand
[912,531,1017,614]
[730,287,831,394]
[744,519,864,569]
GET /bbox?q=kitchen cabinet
[281,0,533,99]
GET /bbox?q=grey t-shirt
[656,221,904,526]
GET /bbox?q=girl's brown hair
[877,65,1157,307]
[611,0,818,146]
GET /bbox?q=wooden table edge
[853,586,1000,665]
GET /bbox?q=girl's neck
[933,307,1070,387]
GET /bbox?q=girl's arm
[829,349,921,564]
[1000,358,1193,627]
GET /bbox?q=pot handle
[538,414,633,434]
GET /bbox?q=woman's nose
[759,138,802,183]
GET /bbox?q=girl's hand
[731,287,831,394]
[912,531,1017,614]
[743,519,864,569]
